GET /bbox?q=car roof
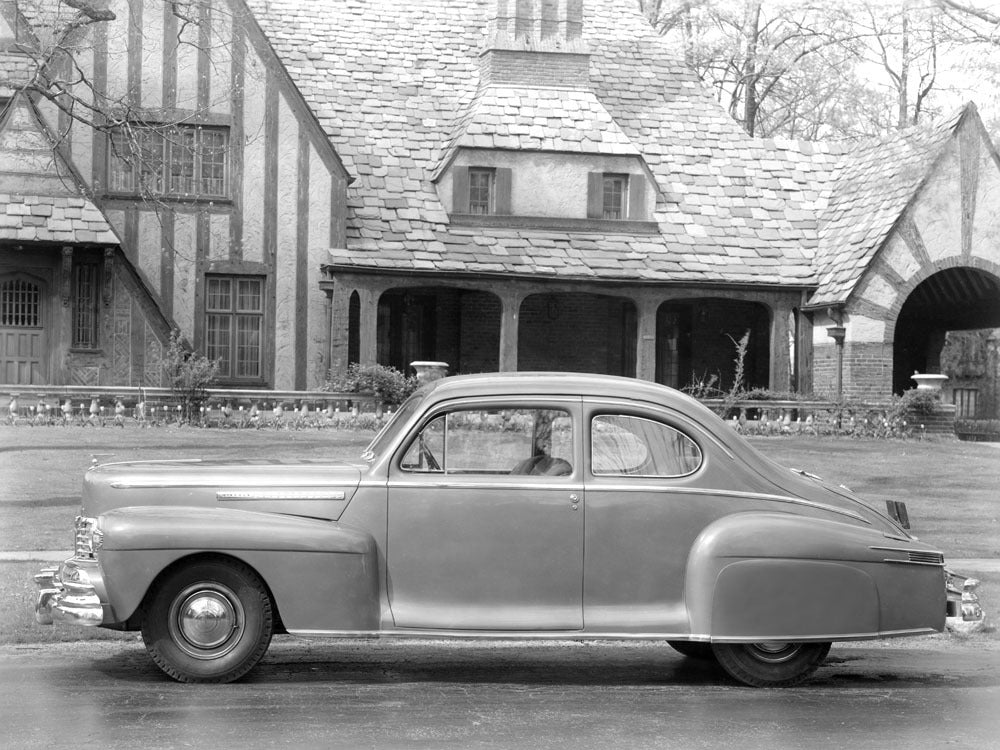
[421,372,706,413]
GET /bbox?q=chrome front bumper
[945,569,986,634]
[34,558,106,627]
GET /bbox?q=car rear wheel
[712,641,831,687]
[141,558,273,683]
[667,641,716,660]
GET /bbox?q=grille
[909,551,944,565]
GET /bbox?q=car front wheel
[712,641,831,687]
[141,558,274,683]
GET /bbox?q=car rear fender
[98,506,379,631]
[684,512,885,640]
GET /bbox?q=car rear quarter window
[591,414,702,477]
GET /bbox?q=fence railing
[1,384,379,427]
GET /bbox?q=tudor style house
[2,0,999,417]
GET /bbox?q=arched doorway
[375,286,501,374]
[0,274,47,384]
[892,267,1000,395]
[656,299,770,392]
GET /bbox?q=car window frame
[584,402,708,481]
[392,396,582,480]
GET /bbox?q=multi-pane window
[205,276,264,380]
[109,125,229,199]
[1,279,40,327]
[468,168,495,215]
[602,174,627,220]
[72,263,99,349]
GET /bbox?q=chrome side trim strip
[589,485,869,523]
[112,479,352,489]
[287,627,935,641]
[386,481,586,492]
[216,490,346,501]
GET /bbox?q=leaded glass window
[205,275,263,380]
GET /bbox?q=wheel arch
[125,551,286,634]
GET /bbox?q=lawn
[1,425,996,644]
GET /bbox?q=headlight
[74,516,103,559]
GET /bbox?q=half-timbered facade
[0,0,348,389]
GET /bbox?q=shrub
[896,388,939,417]
[163,330,220,422]
[326,363,418,406]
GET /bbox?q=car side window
[400,408,573,476]
[591,414,701,477]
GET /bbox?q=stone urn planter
[911,373,948,391]
[410,361,449,384]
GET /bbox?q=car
[35,372,983,686]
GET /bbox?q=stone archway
[892,266,1000,393]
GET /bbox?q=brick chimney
[481,0,590,89]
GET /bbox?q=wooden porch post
[769,302,793,392]
[635,296,658,382]
[357,286,381,366]
[328,281,351,378]
[499,289,523,373]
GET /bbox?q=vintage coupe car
[35,373,982,686]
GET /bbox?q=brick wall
[814,341,893,400]
[480,49,591,89]
[517,293,630,374]
[458,291,501,372]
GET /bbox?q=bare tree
[9,0,251,210]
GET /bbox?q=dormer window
[588,172,646,221]
[468,168,495,214]
[602,173,627,220]
[451,166,512,216]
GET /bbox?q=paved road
[3,637,998,749]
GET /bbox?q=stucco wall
[438,150,652,219]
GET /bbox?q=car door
[582,400,744,634]
[386,400,583,630]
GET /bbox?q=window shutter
[586,172,603,219]
[452,166,470,214]
[495,168,512,215]
[628,175,646,220]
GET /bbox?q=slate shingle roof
[0,193,118,243]
[434,84,641,179]
[808,106,967,307]
[247,0,849,287]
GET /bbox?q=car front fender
[98,506,379,632]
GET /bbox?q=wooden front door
[0,277,47,384]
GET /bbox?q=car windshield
[362,389,428,462]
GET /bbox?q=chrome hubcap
[747,642,800,663]
[169,584,244,659]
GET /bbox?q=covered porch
[320,269,812,394]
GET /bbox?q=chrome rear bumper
[34,559,106,627]
[945,569,986,634]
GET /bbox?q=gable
[0,92,117,244]
[807,105,969,309]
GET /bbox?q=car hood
[81,459,366,521]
